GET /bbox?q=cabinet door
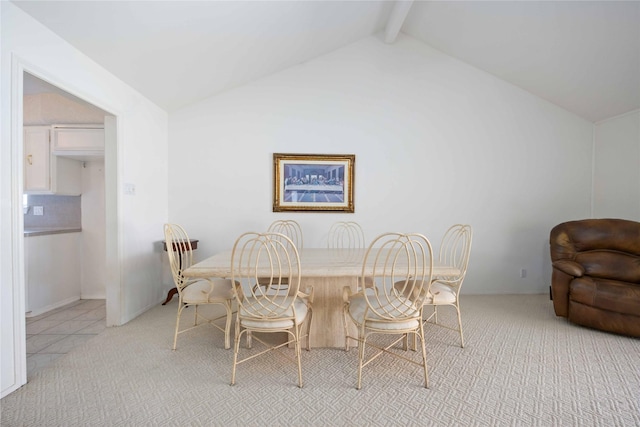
[24,126,51,192]
[53,127,104,152]
[25,232,82,316]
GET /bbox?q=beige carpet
[2,294,639,426]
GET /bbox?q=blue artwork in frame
[273,153,355,212]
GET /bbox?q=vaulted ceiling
[13,1,640,123]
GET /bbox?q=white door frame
[7,56,122,392]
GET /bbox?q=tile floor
[26,299,106,379]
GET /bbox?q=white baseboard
[26,296,80,318]
[80,293,106,300]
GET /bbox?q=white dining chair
[343,232,434,389]
[230,231,313,387]
[423,224,473,347]
[327,221,366,249]
[164,223,235,350]
[268,219,304,249]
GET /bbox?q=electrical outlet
[33,206,44,216]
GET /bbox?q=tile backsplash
[24,195,81,229]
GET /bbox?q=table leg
[162,244,184,306]
[162,287,178,305]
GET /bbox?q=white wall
[169,34,594,295]
[593,110,640,220]
[1,3,169,397]
[82,160,106,299]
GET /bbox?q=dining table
[183,247,460,348]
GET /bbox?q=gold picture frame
[273,153,355,212]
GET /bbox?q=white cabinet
[24,126,82,195]
[52,125,104,160]
[25,232,81,316]
[24,126,51,192]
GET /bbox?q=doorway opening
[22,72,116,378]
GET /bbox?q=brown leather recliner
[550,218,640,337]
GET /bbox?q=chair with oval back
[343,232,434,389]
[423,224,473,347]
[260,220,304,295]
[268,219,304,250]
[328,221,374,290]
[327,221,366,249]
[230,231,313,387]
[164,223,235,350]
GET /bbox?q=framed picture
[273,153,355,212]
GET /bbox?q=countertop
[24,227,82,237]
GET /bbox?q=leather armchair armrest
[552,260,585,277]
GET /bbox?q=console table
[161,238,199,305]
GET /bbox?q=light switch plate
[123,183,136,195]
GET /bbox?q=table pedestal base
[304,276,358,348]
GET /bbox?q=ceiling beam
[384,0,414,44]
